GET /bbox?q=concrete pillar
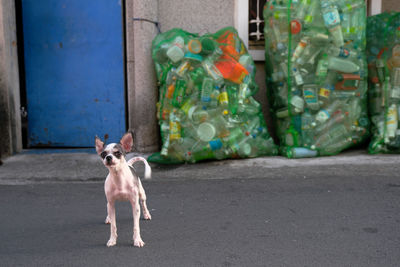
[125,0,159,153]
[0,0,21,158]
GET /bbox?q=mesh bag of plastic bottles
[263,0,369,158]
[367,12,400,153]
[148,27,278,164]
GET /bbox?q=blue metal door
[22,0,126,147]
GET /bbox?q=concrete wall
[158,0,235,33]
[0,0,21,158]
[382,0,400,12]
[126,0,159,152]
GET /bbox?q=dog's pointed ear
[95,136,104,155]
[120,131,134,153]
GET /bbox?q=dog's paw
[107,238,117,247]
[105,216,111,224]
[133,238,145,247]
[143,212,152,220]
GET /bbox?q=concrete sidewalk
[0,149,400,184]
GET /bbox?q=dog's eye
[114,151,122,158]
[100,151,107,159]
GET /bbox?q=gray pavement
[0,149,400,266]
[1,177,400,266]
[1,148,400,184]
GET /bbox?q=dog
[95,132,152,247]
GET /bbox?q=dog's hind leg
[138,178,152,220]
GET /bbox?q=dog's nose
[106,155,112,162]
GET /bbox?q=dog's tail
[127,157,152,179]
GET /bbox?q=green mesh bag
[263,0,369,158]
[149,27,278,164]
[367,12,400,154]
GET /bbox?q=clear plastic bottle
[239,54,255,74]
[161,133,170,157]
[316,100,342,124]
[313,124,349,149]
[211,114,230,138]
[376,58,386,84]
[175,60,191,77]
[321,0,344,47]
[172,79,186,108]
[304,0,319,27]
[166,36,185,63]
[302,84,320,110]
[197,122,217,142]
[218,85,229,115]
[292,67,304,86]
[202,59,224,83]
[318,84,334,107]
[291,95,305,114]
[319,137,352,155]
[209,87,220,108]
[327,45,357,59]
[315,110,346,134]
[294,0,310,21]
[169,109,182,141]
[369,82,383,115]
[301,109,316,147]
[292,37,309,63]
[287,147,318,158]
[390,67,400,99]
[385,104,398,143]
[327,56,360,73]
[201,77,214,104]
[316,54,329,83]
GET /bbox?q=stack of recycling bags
[264,0,369,158]
[367,12,400,153]
[149,27,277,163]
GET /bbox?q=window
[235,0,266,61]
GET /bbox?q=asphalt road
[0,175,399,266]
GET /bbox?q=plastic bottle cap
[209,139,223,150]
[197,122,216,142]
[290,19,302,35]
[200,37,215,53]
[188,39,202,54]
[371,77,379,83]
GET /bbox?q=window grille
[249,0,266,50]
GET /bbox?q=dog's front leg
[130,196,145,247]
[106,201,117,247]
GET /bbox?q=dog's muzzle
[106,155,113,165]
